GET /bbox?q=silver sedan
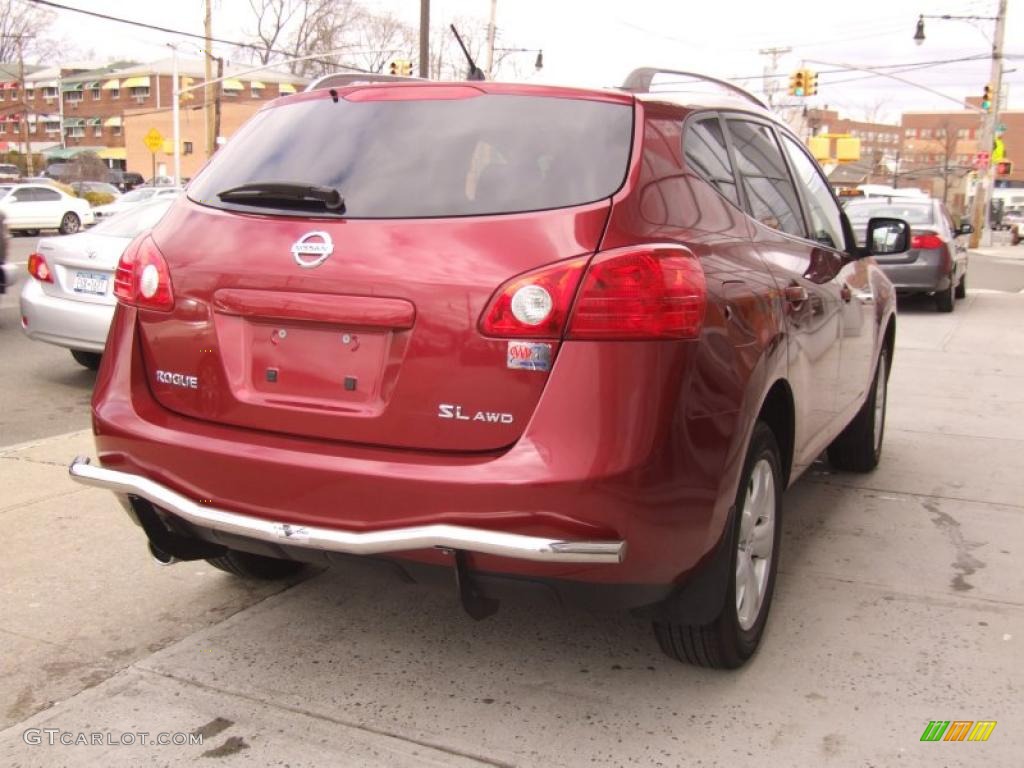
[19,198,175,369]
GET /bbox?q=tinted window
[727,120,804,237]
[684,117,738,206]
[35,188,60,201]
[844,201,934,226]
[121,188,157,203]
[780,135,844,249]
[188,93,634,218]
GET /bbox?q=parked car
[0,163,20,181]
[19,198,175,369]
[844,197,969,312]
[70,181,122,200]
[92,186,181,220]
[0,183,94,235]
[109,170,145,193]
[69,70,904,669]
[141,175,176,187]
[42,162,73,183]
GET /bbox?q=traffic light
[996,160,1013,176]
[982,84,992,111]
[389,60,413,76]
[789,70,806,97]
[806,70,818,96]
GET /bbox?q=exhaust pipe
[148,541,179,566]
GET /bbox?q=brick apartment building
[0,57,304,175]
[805,108,902,184]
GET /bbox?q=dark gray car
[844,197,970,312]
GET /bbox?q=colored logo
[920,721,996,742]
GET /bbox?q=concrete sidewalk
[1,291,1023,767]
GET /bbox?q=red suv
[71,70,906,668]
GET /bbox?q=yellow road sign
[993,137,1006,163]
[143,128,164,153]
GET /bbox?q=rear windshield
[187,93,634,218]
[93,198,174,237]
[845,201,934,226]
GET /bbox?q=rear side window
[683,117,739,206]
[36,188,60,202]
[780,135,844,250]
[726,120,804,238]
[188,93,634,218]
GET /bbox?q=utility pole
[170,45,180,185]
[968,0,1007,248]
[758,46,791,110]
[419,0,430,79]
[213,56,223,154]
[485,0,497,78]
[204,0,214,157]
[13,35,33,175]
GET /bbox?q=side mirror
[958,222,974,236]
[866,217,910,256]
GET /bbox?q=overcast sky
[41,0,1023,122]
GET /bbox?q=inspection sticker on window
[507,341,552,372]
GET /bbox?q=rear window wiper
[216,182,345,212]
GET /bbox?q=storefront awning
[278,83,297,94]
[101,79,120,90]
[104,115,122,127]
[63,117,85,128]
[98,147,127,161]
[86,117,102,126]
[85,81,101,90]
[249,80,265,90]
[41,145,106,159]
[61,82,84,93]
[31,80,57,89]
[221,78,244,91]
[121,76,151,89]
[0,81,17,90]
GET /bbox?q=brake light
[911,232,943,250]
[480,257,588,338]
[27,253,53,283]
[113,234,174,311]
[567,245,706,340]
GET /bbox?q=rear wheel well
[757,381,794,487]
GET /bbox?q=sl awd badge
[291,231,334,268]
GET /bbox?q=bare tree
[0,0,60,62]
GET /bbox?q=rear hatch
[139,84,634,452]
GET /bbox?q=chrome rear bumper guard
[68,456,626,565]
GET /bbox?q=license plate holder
[72,270,109,296]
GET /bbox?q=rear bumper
[19,277,113,352]
[875,250,954,292]
[0,261,15,293]
[70,456,625,564]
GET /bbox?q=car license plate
[72,271,108,296]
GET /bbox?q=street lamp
[493,47,544,74]
[914,3,1007,247]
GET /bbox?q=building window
[112,125,122,136]
[93,124,102,137]
[0,91,5,101]
[905,128,915,137]
[109,87,119,100]
[0,124,6,134]
[44,120,60,134]
[131,86,150,102]
[24,88,33,100]
[65,90,83,103]
[183,141,193,155]
[91,86,101,100]
[42,86,57,101]
[920,128,932,139]
[9,89,17,101]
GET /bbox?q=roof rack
[305,73,423,92]
[621,68,767,110]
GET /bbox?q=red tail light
[567,245,706,340]
[113,234,174,311]
[911,232,943,250]
[480,256,589,338]
[27,253,53,283]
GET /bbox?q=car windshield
[119,188,158,203]
[92,198,174,237]
[187,92,634,218]
[845,201,934,226]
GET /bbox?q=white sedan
[92,186,181,221]
[19,197,175,369]
[0,183,94,235]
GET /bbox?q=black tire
[827,348,889,472]
[23,229,39,237]
[955,273,967,299]
[653,422,783,669]
[58,212,81,235]
[70,349,102,370]
[935,278,954,312]
[206,549,305,580]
